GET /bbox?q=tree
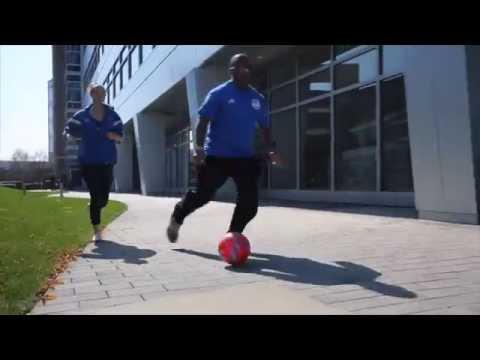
[31,150,48,162]
[11,149,29,162]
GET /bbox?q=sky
[0,45,52,161]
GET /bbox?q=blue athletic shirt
[198,80,269,158]
[64,104,123,165]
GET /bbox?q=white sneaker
[167,217,180,243]
[92,229,103,242]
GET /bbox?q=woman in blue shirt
[64,84,123,242]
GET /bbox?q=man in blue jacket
[167,53,280,243]
[64,84,123,242]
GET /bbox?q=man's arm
[195,116,210,151]
[260,127,275,153]
[192,117,210,165]
[259,126,284,166]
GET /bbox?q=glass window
[67,75,81,81]
[381,76,413,192]
[382,45,407,75]
[112,77,116,99]
[114,74,120,98]
[335,84,377,191]
[66,52,80,64]
[299,69,331,101]
[120,46,127,62]
[67,102,81,109]
[67,65,81,72]
[252,71,267,96]
[269,52,296,87]
[300,98,331,189]
[131,46,140,75]
[335,45,360,58]
[138,45,143,65]
[122,61,129,88]
[297,46,331,75]
[107,85,111,104]
[66,45,80,51]
[270,83,296,110]
[270,109,297,189]
[254,127,269,189]
[67,87,81,102]
[334,49,378,89]
[119,69,124,90]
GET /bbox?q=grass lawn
[0,187,127,315]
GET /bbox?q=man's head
[88,83,106,104]
[229,53,252,88]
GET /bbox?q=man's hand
[193,148,206,166]
[267,150,285,167]
[106,132,122,142]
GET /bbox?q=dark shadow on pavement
[81,240,156,265]
[173,249,417,299]
[211,198,418,220]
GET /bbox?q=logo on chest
[251,98,261,110]
[228,98,236,105]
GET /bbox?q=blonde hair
[87,83,105,96]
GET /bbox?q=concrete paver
[30,192,480,315]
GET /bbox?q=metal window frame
[268,53,297,90]
[298,67,332,103]
[295,58,300,190]
[333,47,379,90]
[269,82,297,112]
[269,108,298,190]
[296,45,333,78]
[334,45,372,61]
[375,49,382,192]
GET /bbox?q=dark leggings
[172,156,261,234]
[81,164,114,226]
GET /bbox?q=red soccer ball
[218,232,251,266]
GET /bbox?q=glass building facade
[260,45,413,194]
[80,45,480,224]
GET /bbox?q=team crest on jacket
[251,98,261,110]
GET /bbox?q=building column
[404,45,478,224]
[114,120,134,193]
[133,111,169,195]
[465,45,480,224]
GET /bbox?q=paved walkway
[30,192,480,315]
